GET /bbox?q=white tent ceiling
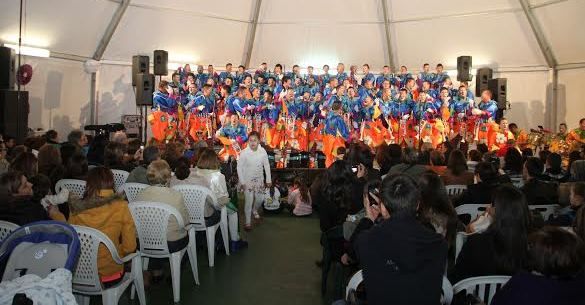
[1,0,583,70]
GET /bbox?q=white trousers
[227,209,240,241]
[244,189,265,225]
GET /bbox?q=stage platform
[270,167,325,186]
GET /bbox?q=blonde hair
[147,160,172,186]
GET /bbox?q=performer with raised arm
[473,89,498,120]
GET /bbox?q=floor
[116,212,329,305]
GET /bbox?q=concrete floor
[114,212,328,305]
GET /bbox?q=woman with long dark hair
[443,149,474,186]
[451,185,531,283]
[418,172,458,253]
[37,144,66,190]
[319,160,354,232]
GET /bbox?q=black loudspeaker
[0,90,29,143]
[135,73,155,106]
[0,47,16,90]
[132,55,149,86]
[456,56,472,82]
[153,50,168,76]
[475,68,493,96]
[488,78,507,109]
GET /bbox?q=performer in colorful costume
[149,80,179,142]
[322,101,349,167]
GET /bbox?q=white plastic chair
[55,179,87,198]
[345,270,454,305]
[453,275,511,305]
[455,231,473,261]
[122,183,149,202]
[529,204,560,221]
[0,221,19,242]
[446,185,467,197]
[171,184,230,267]
[71,225,146,305]
[129,201,199,303]
[111,170,130,193]
[455,204,489,221]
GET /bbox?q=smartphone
[140,145,144,150]
[351,166,358,173]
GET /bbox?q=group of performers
[148,62,585,167]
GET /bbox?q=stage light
[1,34,50,48]
[3,43,50,58]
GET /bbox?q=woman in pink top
[287,177,312,216]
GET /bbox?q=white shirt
[237,145,271,188]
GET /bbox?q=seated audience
[345,143,380,214]
[387,147,428,180]
[569,160,585,182]
[86,134,108,165]
[547,182,584,226]
[442,150,474,186]
[0,141,9,175]
[454,162,500,207]
[163,141,186,171]
[68,167,136,286]
[9,152,38,179]
[544,152,566,182]
[353,174,447,305]
[491,227,585,305]
[502,147,523,181]
[172,148,248,251]
[104,142,133,172]
[44,129,60,147]
[521,157,559,205]
[37,144,66,190]
[287,177,312,217]
[0,171,64,225]
[466,149,482,173]
[451,185,531,283]
[126,145,160,185]
[319,160,353,233]
[66,129,88,155]
[418,172,457,250]
[65,153,89,180]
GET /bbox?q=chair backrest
[453,275,511,305]
[455,231,472,261]
[171,184,217,227]
[446,185,467,197]
[345,270,363,300]
[111,170,130,192]
[529,204,559,221]
[129,201,185,255]
[455,204,489,220]
[71,225,125,293]
[122,182,149,202]
[345,270,454,305]
[55,179,86,198]
[0,221,19,243]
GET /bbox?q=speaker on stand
[456,56,472,82]
[475,68,493,97]
[132,55,152,143]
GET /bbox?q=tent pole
[242,0,262,68]
[93,0,130,60]
[381,0,396,71]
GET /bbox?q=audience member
[318,160,354,233]
[387,147,427,179]
[521,157,558,205]
[67,129,88,154]
[454,162,499,207]
[0,171,64,225]
[286,177,312,217]
[569,160,585,182]
[9,152,38,179]
[104,142,133,172]
[0,141,9,175]
[68,167,136,286]
[451,185,530,283]
[37,144,66,189]
[502,148,523,180]
[417,172,457,250]
[86,134,108,165]
[345,143,381,214]
[443,150,474,186]
[126,145,160,184]
[491,227,585,305]
[466,149,481,173]
[547,182,584,226]
[44,130,60,147]
[353,174,447,305]
[65,153,89,180]
[544,152,566,182]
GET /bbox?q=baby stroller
[0,221,80,281]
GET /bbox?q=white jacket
[237,145,271,189]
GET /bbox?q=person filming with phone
[350,174,448,305]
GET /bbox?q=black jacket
[0,194,50,226]
[521,179,559,205]
[354,215,448,305]
[454,182,498,207]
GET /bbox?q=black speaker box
[0,90,29,143]
[132,55,149,86]
[475,68,493,96]
[488,78,507,109]
[457,56,472,82]
[135,73,155,106]
[153,50,168,76]
[0,47,16,90]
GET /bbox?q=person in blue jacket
[153,80,177,113]
[474,89,499,120]
[361,64,376,86]
[376,65,394,88]
[219,63,233,85]
[336,63,348,83]
[219,114,248,143]
[391,88,414,117]
[324,101,349,140]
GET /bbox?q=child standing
[237,131,272,230]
